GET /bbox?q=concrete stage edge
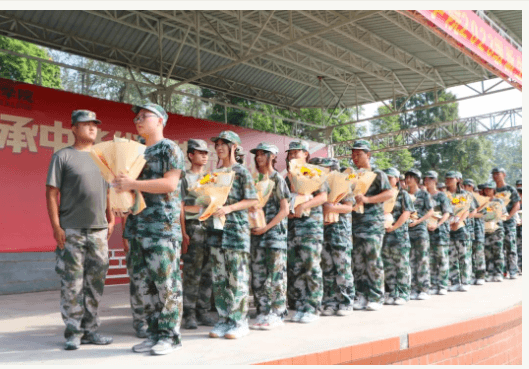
[0,277,522,365]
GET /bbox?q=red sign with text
[0,78,327,253]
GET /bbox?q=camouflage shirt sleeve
[163,140,185,173]
[402,190,415,212]
[439,192,453,215]
[241,165,258,200]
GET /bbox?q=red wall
[0,78,327,253]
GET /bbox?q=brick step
[107,268,128,276]
[105,277,130,285]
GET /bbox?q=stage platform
[1,276,522,365]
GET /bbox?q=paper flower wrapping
[249,173,275,229]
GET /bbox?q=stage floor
[1,276,522,365]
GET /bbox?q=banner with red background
[0,78,327,253]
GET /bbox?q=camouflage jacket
[496,184,521,227]
[387,189,415,239]
[181,168,204,221]
[408,189,433,239]
[323,193,355,250]
[429,191,453,246]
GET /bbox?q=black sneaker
[81,332,113,345]
[183,315,198,330]
[65,336,81,350]
[197,311,216,327]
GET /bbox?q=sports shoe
[353,295,367,310]
[260,313,284,330]
[384,296,395,305]
[209,320,231,338]
[150,338,182,355]
[393,297,406,306]
[475,279,485,285]
[336,305,354,316]
[459,284,470,292]
[250,314,267,330]
[485,275,493,282]
[197,310,217,326]
[448,284,461,292]
[366,301,383,311]
[136,326,149,338]
[290,310,304,322]
[509,273,518,279]
[224,321,250,339]
[65,336,81,350]
[132,337,157,353]
[438,288,448,295]
[183,315,198,330]
[321,306,336,316]
[81,332,113,345]
[409,291,418,300]
[417,292,430,300]
[428,288,439,295]
[300,312,319,323]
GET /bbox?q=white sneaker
[509,273,518,279]
[209,320,231,338]
[132,337,157,353]
[485,276,493,282]
[428,288,439,295]
[224,321,250,339]
[366,301,383,311]
[250,314,267,330]
[384,297,395,305]
[321,307,336,316]
[459,284,470,292]
[300,312,319,323]
[336,305,354,316]
[438,288,448,295]
[475,279,485,285]
[290,311,304,322]
[393,297,406,306]
[448,284,461,292]
[260,314,284,330]
[150,338,182,355]
[353,295,367,310]
[417,292,430,300]
[410,292,418,300]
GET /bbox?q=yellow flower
[347,173,357,180]
[486,207,492,212]
[300,166,311,175]
[300,166,321,178]
[452,198,460,205]
[460,197,467,202]
[199,173,217,185]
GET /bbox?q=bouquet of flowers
[494,191,511,207]
[189,169,235,229]
[351,169,377,214]
[483,201,506,233]
[90,136,147,215]
[444,191,472,230]
[288,158,328,217]
[425,210,443,229]
[473,192,490,208]
[249,173,275,229]
[383,188,399,228]
[324,168,357,224]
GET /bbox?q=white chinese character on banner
[0,114,39,153]
[114,131,139,141]
[40,120,75,153]
[95,129,110,143]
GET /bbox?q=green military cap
[383,167,400,178]
[477,183,485,190]
[250,142,279,155]
[351,139,371,151]
[210,130,242,145]
[455,171,463,179]
[437,182,446,189]
[424,170,438,180]
[405,168,422,179]
[517,187,522,193]
[491,167,506,174]
[516,179,522,186]
[286,140,309,152]
[399,174,405,181]
[445,170,458,179]
[308,157,337,167]
[462,178,475,186]
[71,110,102,125]
[482,182,496,190]
[187,138,210,153]
[235,146,245,156]
[132,102,168,126]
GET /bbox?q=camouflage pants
[321,244,355,310]
[471,241,486,280]
[55,228,109,339]
[250,246,287,317]
[516,227,522,272]
[352,233,385,304]
[382,233,411,300]
[448,239,471,286]
[210,247,250,325]
[287,237,323,314]
[429,243,449,290]
[409,236,430,293]
[503,223,518,275]
[182,221,213,318]
[126,251,147,332]
[128,237,182,344]
[484,229,505,277]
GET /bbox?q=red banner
[0,78,327,253]
[417,10,522,86]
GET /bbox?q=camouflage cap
[71,110,102,125]
[405,168,422,180]
[351,139,371,151]
[462,178,475,187]
[491,167,506,174]
[423,170,438,180]
[187,138,210,153]
[517,187,522,193]
[210,130,242,145]
[309,157,339,169]
[250,142,279,155]
[399,174,405,181]
[132,103,168,126]
[477,183,485,190]
[437,182,446,188]
[235,146,246,156]
[482,181,497,190]
[455,171,463,180]
[286,140,309,152]
[445,170,458,179]
[383,167,400,179]
[516,179,522,186]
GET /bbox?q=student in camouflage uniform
[249,142,290,330]
[516,186,521,274]
[482,182,506,282]
[463,179,486,285]
[285,141,329,323]
[382,168,414,306]
[316,159,355,316]
[46,110,115,350]
[350,140,393,312]
[405,169,434,300]
[424,171,452,295]
[206,131,258,339]
[181,139,216,329]
[117,103,185,355]
[492,167,521,279]
[445,171,474,292]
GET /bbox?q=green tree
[0,36,61,88]
[487,131,522,184]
